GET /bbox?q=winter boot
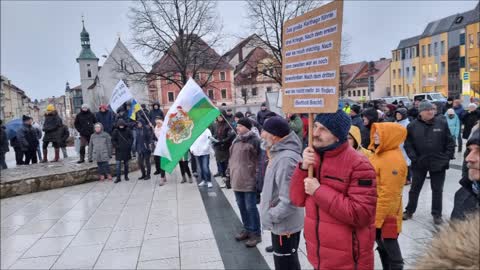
[235,230,249,241]
[52,148,60,162]
[245,233,262,248]
[41,149,48,163]
[225,178,231,189]
[188,177,193,183]
[124,174,130,181]
[144,175,151,180]
[114,176,121,183]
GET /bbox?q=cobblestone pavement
[1,150,466,269]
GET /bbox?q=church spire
[77,16,98,62]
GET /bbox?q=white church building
[76,19,149,112]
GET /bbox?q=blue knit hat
[315,110,352,143]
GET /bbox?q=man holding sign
[290,110,377,270]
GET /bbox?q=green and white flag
[154,78,220,173]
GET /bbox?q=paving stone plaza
[0,148,466,269]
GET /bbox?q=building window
[469,34,475,48]
[398,69,402,77]
[167,92,174,102]
[434,42,438,56]
[469,57,479,72]
[397,51,401,61]
[87,69,92,78]
[428,64,432,77]
[220,72,226,81]
[460,33,465,45]
[362,89,366,96]
[393,70,396,79]
[422,65,426,77]
[406,67,410,77]
[399,85,402,95]
[422,45,426,57]
[412,46,417,57]
[405,48,409,59]
[435,63,439,75]
[357,90,361,96]
[221,89,227,99]
[412,66,416,76]
[241,88,247,97]
[441,62,446,75]
[352,90,356,97]
[428,43,431,56]
[392,51,396,61]
[348,91,351,97]
[440,41,445,55]
[460,56,465,68]
[252,87,258,96]
[208,89,214,99]
[266,87,272,92]
[393,85,396,95]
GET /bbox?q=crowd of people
[1,96,479,270]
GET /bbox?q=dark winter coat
[111,127,133,161]
[0,126,9,153]
[462,110,479,139]
[74,110,97,138]
[257,109,271,126]
[407,106,419,121]
[351,114,364,130]
[95,110,115,134]
[212,121,235,162]
[43,111,63,143]
[451,177,480,221]
[134,126,153,154]
[453,104,465,119]
[59,125,70,148]
[404,116,455,172]
[16,124,39,151]
[149,102,165,122]
[361,108,378,148]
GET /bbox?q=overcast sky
[1,0,477,100]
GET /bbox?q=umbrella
[5,118,22,140]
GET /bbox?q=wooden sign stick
[308,113,314,178]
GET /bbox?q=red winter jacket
[290,142,377,270]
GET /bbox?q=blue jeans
[234,191,261,235]
[218,161,228,177]
[97,161,110,176]
[196,155,211,182]
[116,160,129,178]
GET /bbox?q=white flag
[109,80,133,112]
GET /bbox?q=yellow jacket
[349,125,373,158]
[368,122,407,232]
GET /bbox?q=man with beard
[259,116,303,270]
[290,110,377,270]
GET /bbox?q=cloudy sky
[1,0,477,100]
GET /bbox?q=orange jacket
[368,122,407,232]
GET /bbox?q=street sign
[463,72,471,95]
[281,0,343,113]
[463,72,470,81]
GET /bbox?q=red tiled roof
[234,47,277,85]
[223,34,261,63]
[340,61,367,87]
[355,58,391,81]
[151,35,232,74]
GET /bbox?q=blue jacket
[96,110,115,134]
[453,105,465,121]
[445,113,460,139]
[134,126,153,154]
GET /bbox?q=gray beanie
[81,104,89,110]
[418,100,433,113]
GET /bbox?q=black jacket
[134,126,153,154]
[257,109,271,126]
[43,111,63,143]
[407,107,419,121]
[149,103,165,122]
[59,125,70,147]
[111,127,133,161]
[360,108,378,148]
[404,116,455,172]
[351,114,363,130]
[212,121,236,162]
[16,124,39,151]
[462,109,479,139]
[451,177,480,220]
[1,126,9,153]
[74,110,97,138]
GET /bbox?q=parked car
[413,92,447,103]
[382,96,412,108]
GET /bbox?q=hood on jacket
[94,122,104,133]
[415,213,479,270]
[270,131,302,156]
[369,122,407,153]
[349,125,362,150]
[152,101,161,109]
[362,108,379,128]
[395,108,408,121]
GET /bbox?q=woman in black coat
[111,119,133,183]
[42,105,63,162]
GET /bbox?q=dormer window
[455,16,463,24]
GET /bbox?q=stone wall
[1,158,139,199]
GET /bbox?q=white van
[413,92,447,103]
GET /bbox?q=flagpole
[220,113,238,135]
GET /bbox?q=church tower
[76,17,99,108]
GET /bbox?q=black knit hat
[22,115,32,121]
[467,129,479,147]
[263,116,290,138]
[236,118,252,130]
[351,104,361,114]
[235,112,244,119]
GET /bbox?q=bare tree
[128,0,227,91]
[246,0,351,86]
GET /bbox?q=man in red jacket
[290,110,377,270]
